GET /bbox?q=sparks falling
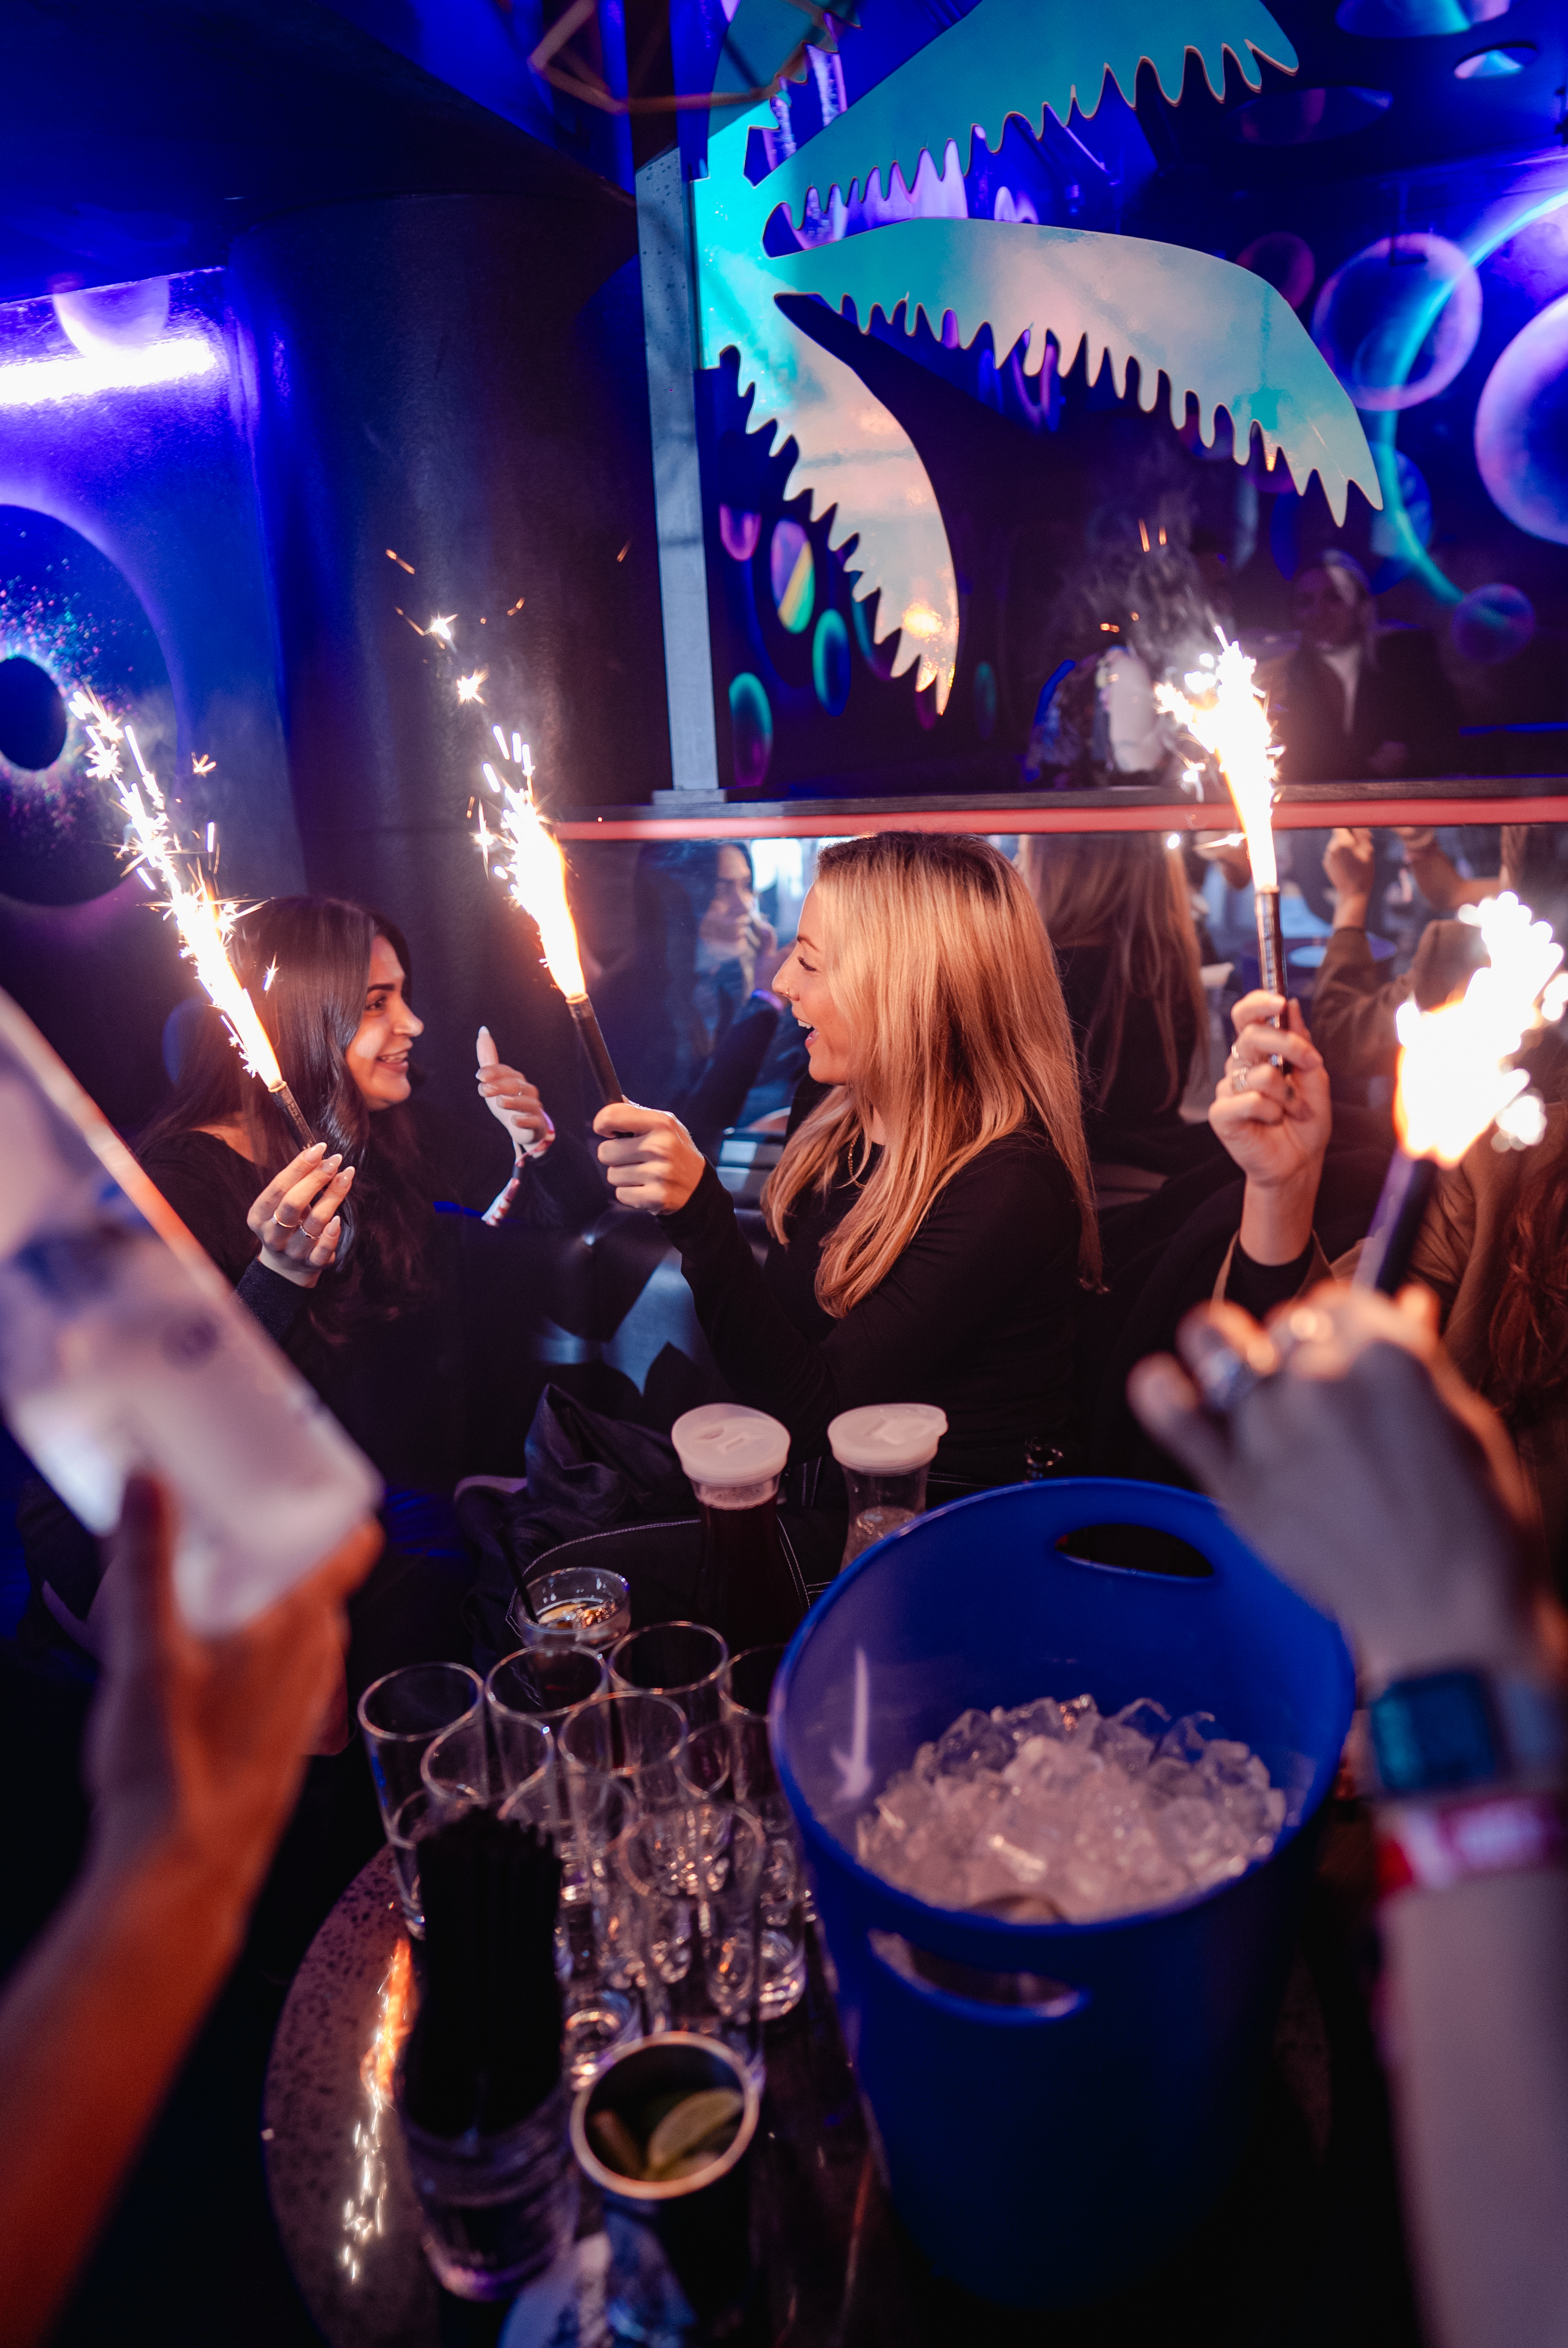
[74,686,313,1142]
[1156,636,1280,891]
[474,763,587,1001]
[1394,892,1563,1165]
[455,669,487,705]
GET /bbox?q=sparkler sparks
[455,669,487,705]
[426,614,456,644]
[1156,637,1280,890]
[192,753,215,777]
[1394,893,1562,1166]
[71,684,314,1146]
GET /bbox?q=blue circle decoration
[729,672,773,789]
[1312,233,1482,412]
[1454,41,1535,74]
[768,520,815,634]
[811,609,851,715]
[1474,292,1568,545]
[973,661,998,741]
[1336,0,1513,32]
[1450,584,1536,664]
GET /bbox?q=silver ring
[1192,1340,1268,1416]
[1231,1067,1250,1094]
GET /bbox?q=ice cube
[932,1707,1017,1779]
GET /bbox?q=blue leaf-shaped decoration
[760,0,1298,223]
[712,0,856,100]
[772,217,1381,523]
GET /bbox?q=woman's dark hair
[138,897,430,1329]
[1487,1143,1568,1420]
[1019,833,1207,1113]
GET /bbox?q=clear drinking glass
[612,1804,767,2088]
[398,2078,577,2302]
[421,1712,496,1809]
[722,1645,807,2018]
[678,1721,734,1897]
[521,1566,631,1651]
[558,1693,688,1904]
[358,1662,484,1938]
[610,1621,729,1733]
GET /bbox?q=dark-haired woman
[1019,831,1211,1172]
[26,899,563,1681]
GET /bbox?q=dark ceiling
[0,0,635,307]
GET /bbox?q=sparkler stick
[474,751,625,1106]
[1356,892,1564,1295]
[74,688,317,1150]
[1157,636,1286,1045]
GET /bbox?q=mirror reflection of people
[590,833,1098,1492]
[1020,831,1209,1167]
[594,842,800,1156]
[1274,553,1460,785]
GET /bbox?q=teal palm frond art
[760,0,1297,223]
[694,101,962,707]
[711,0,857,102]
[690,6,1379,715]
[771,218,1380,526]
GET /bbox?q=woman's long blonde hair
[1019,832,1206,1114]
[762,833,1099,1315]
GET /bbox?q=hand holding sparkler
[593,1100,706,1217]
[246,1145,356,1289]
[1211,993,1330,1268]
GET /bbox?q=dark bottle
[672,1404,806,1652]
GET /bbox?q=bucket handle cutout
[868,1928,1091,2027]
[1053,1523,1214,1579]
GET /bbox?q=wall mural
[690,0,1380,729]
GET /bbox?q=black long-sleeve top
[657,1104,1083,1486]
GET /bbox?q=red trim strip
[553,797,1568,842]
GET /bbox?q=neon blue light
[0,338,220,410]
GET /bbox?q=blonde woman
[595,833,1097,1487]
[1020,831,1208,1162]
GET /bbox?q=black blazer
[1275,627,1461,784]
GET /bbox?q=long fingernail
[323,1152,342,1169]
[306,1141,326,1157]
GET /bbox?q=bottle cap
[827,1403,947,1474]
[672,1404,791,1490]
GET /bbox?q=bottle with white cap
[827,1404,947,1572]
[670,1403,804,1652]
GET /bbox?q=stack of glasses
[354,1605,810,2097]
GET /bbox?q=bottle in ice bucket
[672,1403,803,1652]
[828,1404,947,1572]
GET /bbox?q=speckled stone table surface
[264,1834,1384,2348]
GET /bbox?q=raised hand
[477,1026,554,1158]
[1324,825,1374,924]
[1212,993,1330,1188]
[593,1099,706,1214]
[246,1144,354,1288]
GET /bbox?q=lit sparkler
[472,744,623,1107]
[1357,891,1563,1294]
[72,686,316,1150]
[455,669,487,705]
[1157,635,1287,1019]
[427,613,456,644]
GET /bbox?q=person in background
[1129,1284,1568,2348]
[0,1476,379,2348]
[1273,554,1460,785]
[592,833,1098,1491]
[594,842,797,1155]
[1308,825,1493,1095]
[1019,831,1210,1168]
[1024,515,1220,791]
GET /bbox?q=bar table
[264,1834,1389,2346]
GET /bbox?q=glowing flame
[342,1938,414,2284]
[474,771,587,1001]
[1156,636,1280,892]
[1394,892,1563,1165]
[75,687,287,1094]
[455,669,486,705]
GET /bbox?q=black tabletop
[264,1822,1415,2347]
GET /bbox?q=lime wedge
[644,2088,744,2179]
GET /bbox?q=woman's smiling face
[345,933,424,1110]
[772,887,855,1085]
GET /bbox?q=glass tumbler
[520,1565,631,1651]
[827,1403,947,1570]
[613,1804,767,2088]
[558,1692,687,2085]
[722,1645,808,2019]
[358,1662,484,1937]
[610,1621,729,1733]
[486,1646,607,1891]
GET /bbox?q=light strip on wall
[0,337,221,410]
